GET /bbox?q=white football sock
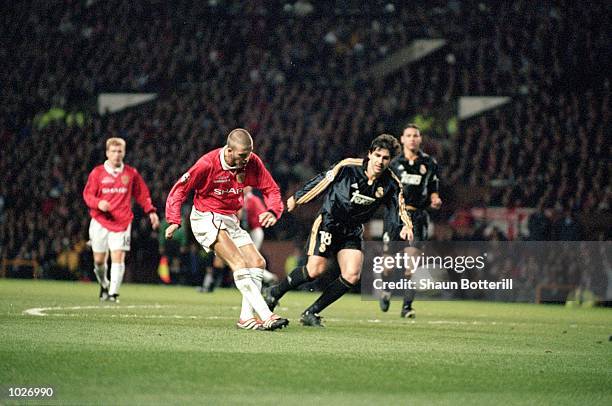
[93,263,109,289]
[239,268,264,320]
[108,263,125,296]
[233,268,272,321]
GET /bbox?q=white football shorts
[190,207,253,253]
[89,218,131,252]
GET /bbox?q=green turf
[1,279,611,405]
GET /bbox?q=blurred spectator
[527,200,552,241]
[553,209,582,241]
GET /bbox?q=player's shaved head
[224,128,253,168]
[227,128,253,150]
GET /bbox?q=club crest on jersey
[375,186,384,198]
[237,172,245,183]
[419,164,427,175]
[121,175,130,185]
[180,172,190,183]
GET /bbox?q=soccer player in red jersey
[83,137,160,302]
[165,128,289,331]
[241,186,267,250]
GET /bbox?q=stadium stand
[0,1,609,281]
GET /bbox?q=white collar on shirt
[104,160,124,176]
[220,146,239,171]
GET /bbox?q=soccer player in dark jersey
[380,123,442,318]
[263,134,413,327]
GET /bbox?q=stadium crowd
[0,1,609,282]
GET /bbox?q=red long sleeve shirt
[83,163,156,232]
[165,148,283,225]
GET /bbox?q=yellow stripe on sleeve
[295,158,363,205]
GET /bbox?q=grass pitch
[1,279,611,405]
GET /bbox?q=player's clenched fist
[149,212,160,230]
[400,225,414,242]
[98,200,110,212]
[165,224,180,239]
[286,196,296,212]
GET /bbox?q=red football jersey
[83,162,156,232]
[165,147,283,225]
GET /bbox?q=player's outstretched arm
[292,158,360,207]
[250,154,284,221]
[165,157,211,228]
[292,171,328,207]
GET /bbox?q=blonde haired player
[83,138,160,302]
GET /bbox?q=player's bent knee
[344,275,360,285]
[93,253,106,266]
[307,262,326,278]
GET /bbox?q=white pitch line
[22,305,237,321]
[24,306,603,329]
[23,304,166,317]
[30,312,234,320]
